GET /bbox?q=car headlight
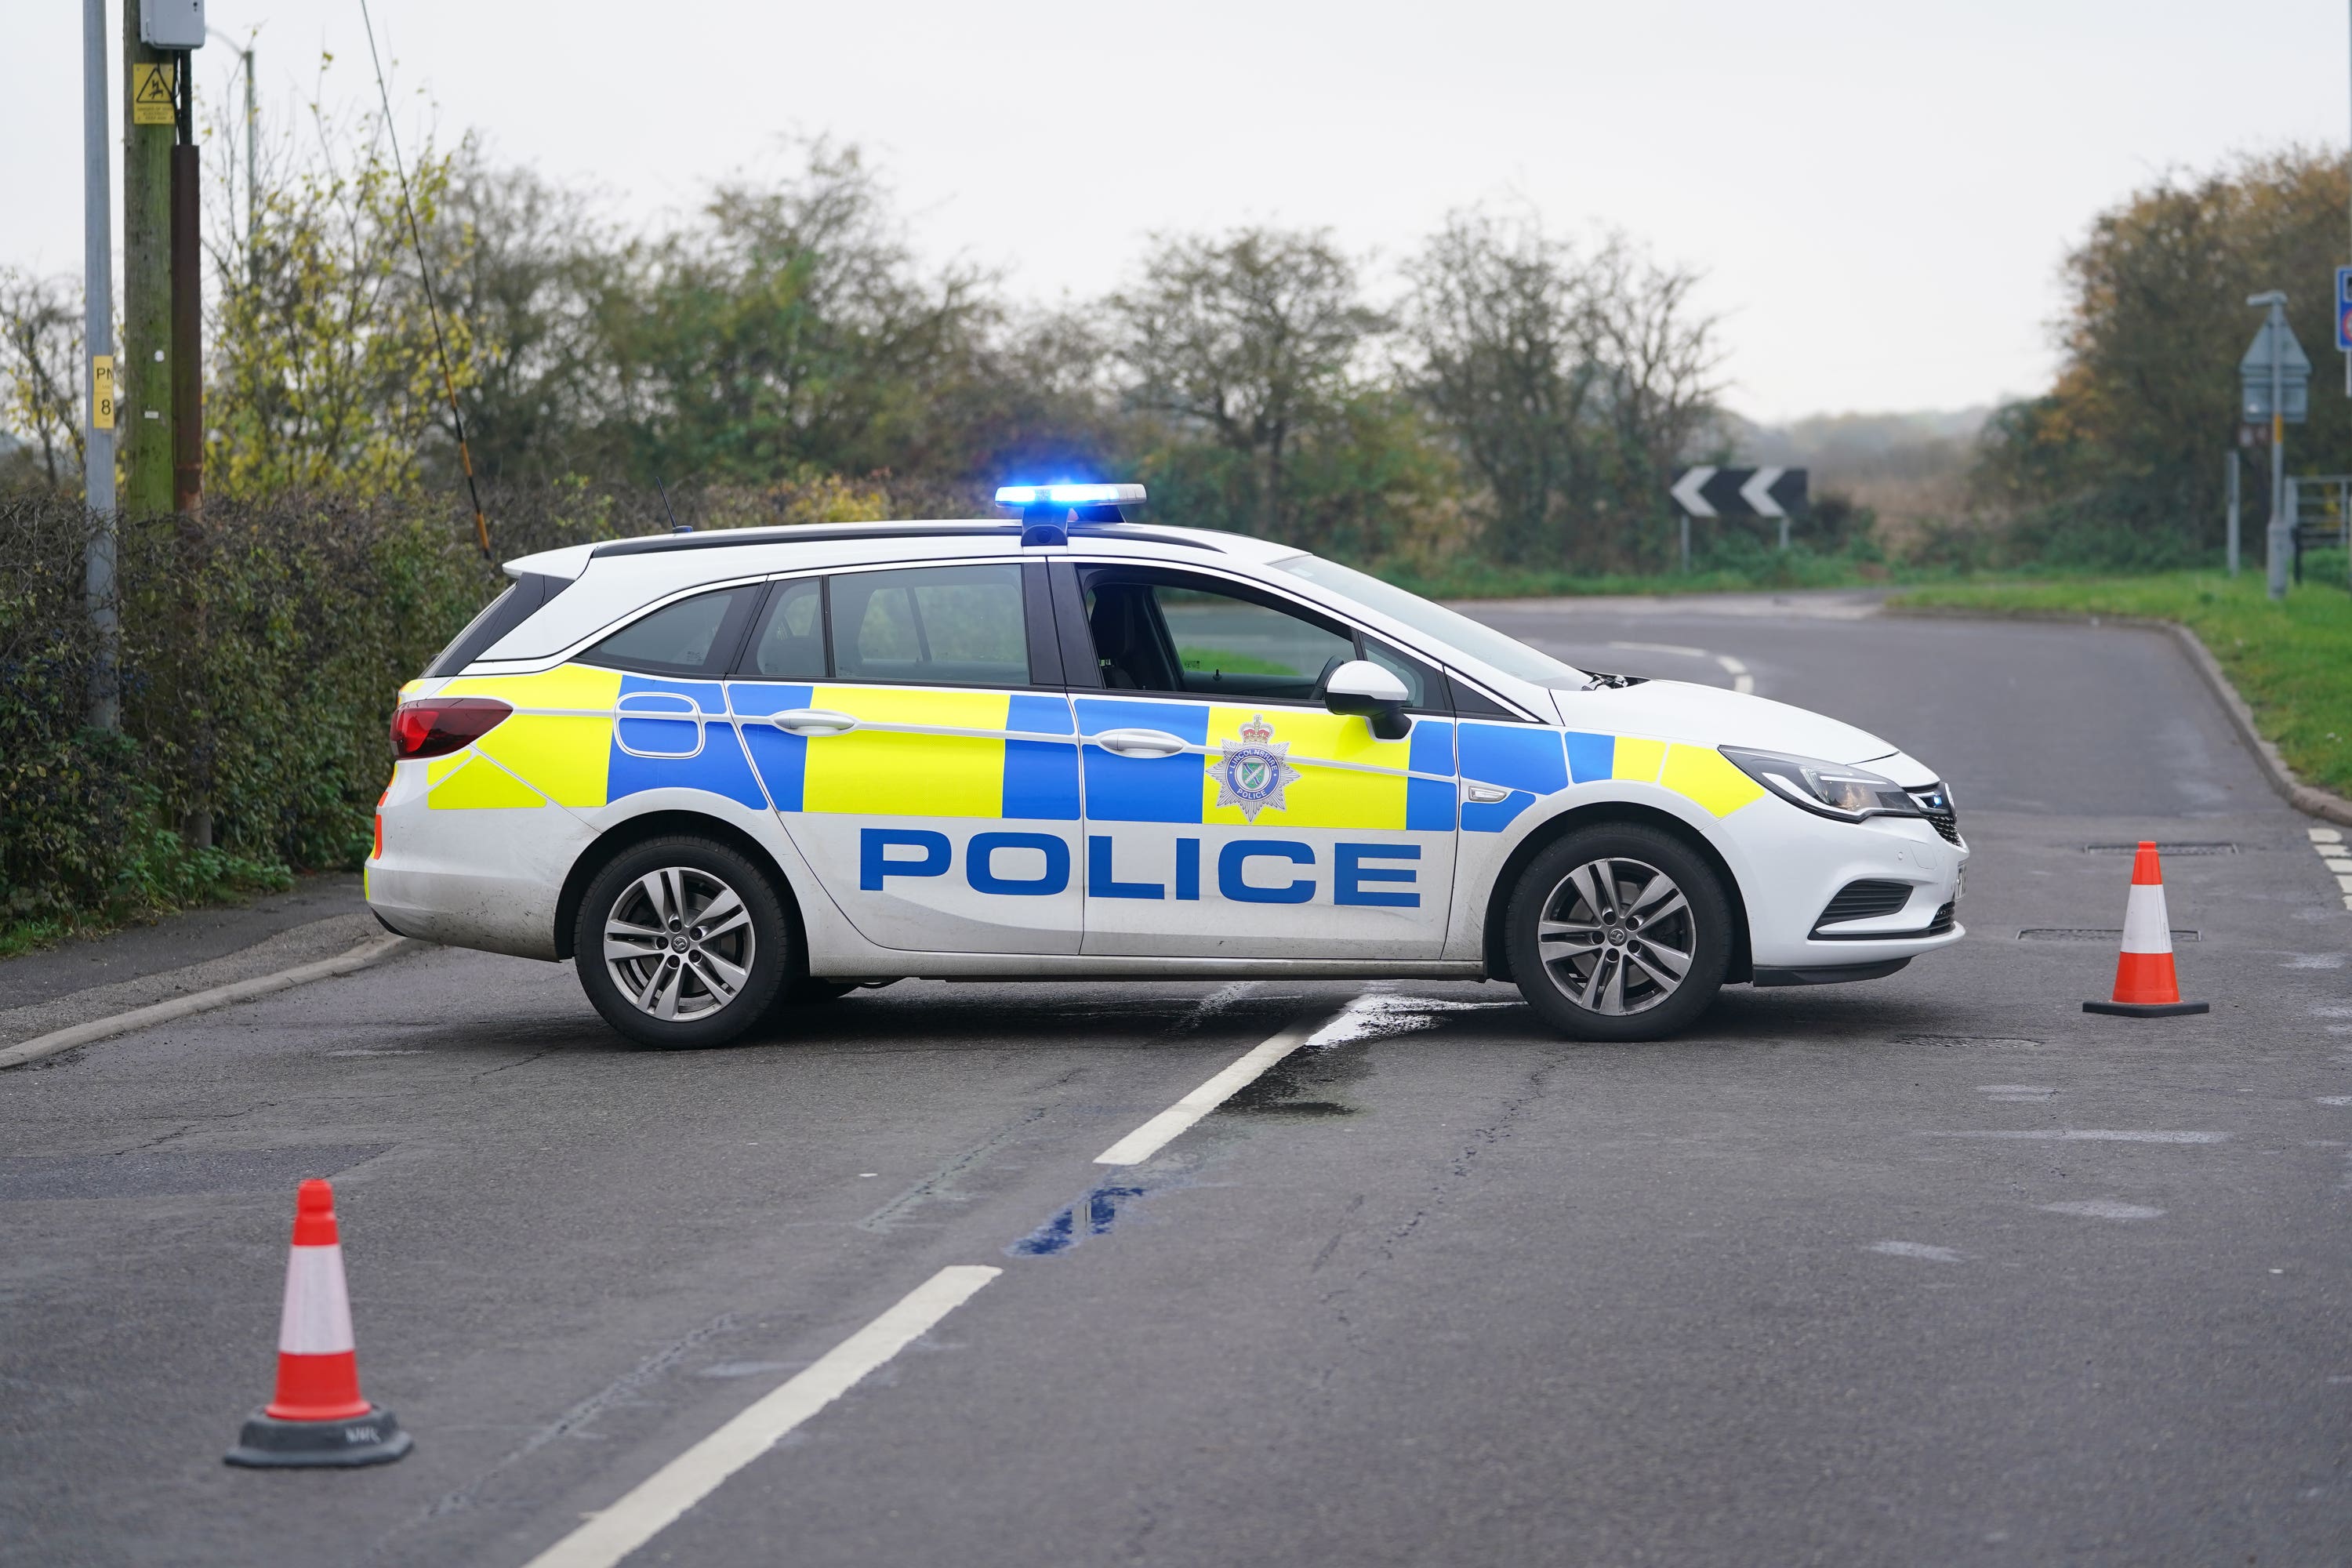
[1719,746,1924,823]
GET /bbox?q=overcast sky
[6,1,2348,423]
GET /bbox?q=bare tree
[0,272,87,493]
[1111,227,1386,539]
[1404,211,1592,564]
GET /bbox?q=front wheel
[1504,824,1731,1040]
[575,837,789,1049]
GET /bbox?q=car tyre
[575,836,789,1049]
[1505,823,1731,1041]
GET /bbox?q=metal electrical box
[140,0,206,49]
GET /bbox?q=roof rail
[590,521,1225,559]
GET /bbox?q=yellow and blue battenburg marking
[415,666,1761,828]
[1455,721,1763,828]
[1074,699,1457,831]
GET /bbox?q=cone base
[224,1405,412,1468]
[2084,999,2210,1017]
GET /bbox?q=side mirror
[1323,659,1412,740]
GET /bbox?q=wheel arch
[555,809,811,967]
[1481,801,1752,985]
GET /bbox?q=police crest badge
[1215,714,1301,822]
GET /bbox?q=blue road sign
[2337,265,2352,353]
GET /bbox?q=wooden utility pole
[122,5,175,517]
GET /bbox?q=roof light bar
[994,483,1146,508]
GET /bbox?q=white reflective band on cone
[2121,884,2172,955]
[278,1243,358,1356]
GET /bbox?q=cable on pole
[358,0,491,559]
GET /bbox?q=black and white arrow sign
[1669,466,1809,519]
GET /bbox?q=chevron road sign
[1668,466,1809,518]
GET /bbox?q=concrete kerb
[1888,604,2352,830]
[0,933,417,1072]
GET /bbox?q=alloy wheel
[1535,855,1697,1017]
[601,866,758,1022]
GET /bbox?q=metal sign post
[2241,292,2309,603]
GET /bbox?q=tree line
[1,102,1737,575]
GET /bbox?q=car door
[727,561,1082,954]
[1060,562,1457,960]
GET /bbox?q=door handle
[772,708,858,736]
[1092,728,1189,758]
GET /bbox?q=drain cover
[2083,842,2238,855]
[2018,927,2198,942]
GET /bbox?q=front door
[728,562,1083,954]
[1065,564,1457,960]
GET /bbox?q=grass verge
[1891,568,2352,798]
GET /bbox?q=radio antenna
[358,0,491,559]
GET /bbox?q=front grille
[1907,783,1962,846]
[1817,879,1911,928]
[1926,901,1957,935]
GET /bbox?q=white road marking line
[1093,1014,1326,1166]
[1871,1240,1962,1262]
[522,1265,1000,1568]
[2313,827,2344,843]
[1607,639,1708,658]
[2319,1097,2352,1107]
[2041,1200,2165,1221]
[1921,1129,2229,1143]
[1712,653,1756,693]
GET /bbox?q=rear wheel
[575,837,788,1049]
[1504,824,1730,1040]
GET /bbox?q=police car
[370,483,1965,1048]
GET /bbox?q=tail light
[390,697,512,760]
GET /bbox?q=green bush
[0,490,641,946]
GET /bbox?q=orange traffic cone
[224,1180,412,1467]
[2083,841,2209,1018]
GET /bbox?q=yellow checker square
[428,754,546,811]
[1201,706,1407,829]
[439,664,622,808]
[801,687,1011,818]
[1661,743,1766,818]
[1612,735,1668,785]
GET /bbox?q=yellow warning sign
[132,63,175,125]
[92,357,114,430]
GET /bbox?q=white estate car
[369,484,1966,1048]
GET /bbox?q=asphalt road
[5,595,2350,1566]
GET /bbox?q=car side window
[1079,568,1358,703]
[1363,636,1446,712]
[580,586,760,676]
[828,564,1033,688]
[743,578,826,679]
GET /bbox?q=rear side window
[580,586,760,676]
[829,564,1030,688]
[423,572,570,677]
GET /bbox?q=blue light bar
[995,483,1147,507]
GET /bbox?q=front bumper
[1726,798,1969,973]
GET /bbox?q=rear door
[728,561,1082,954]
[1062,563,1457,960]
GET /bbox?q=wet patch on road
[1008,1176,1170,1258]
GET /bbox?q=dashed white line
[1713,653,1756,694]
[1607,639,1707,659]
[2042,1200,2165,1221]
[1094,1014,1326,1166]
[524,1265,1000,1568]
[1598,639,1755,694]
[2312,828,2352,912]
[1871,1240,1962,1262]
[1921,1129,2229,1143]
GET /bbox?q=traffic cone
[224,1179,412,1468]
[2083,841,2209,1018]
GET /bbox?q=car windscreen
[1269,554,1584,687]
